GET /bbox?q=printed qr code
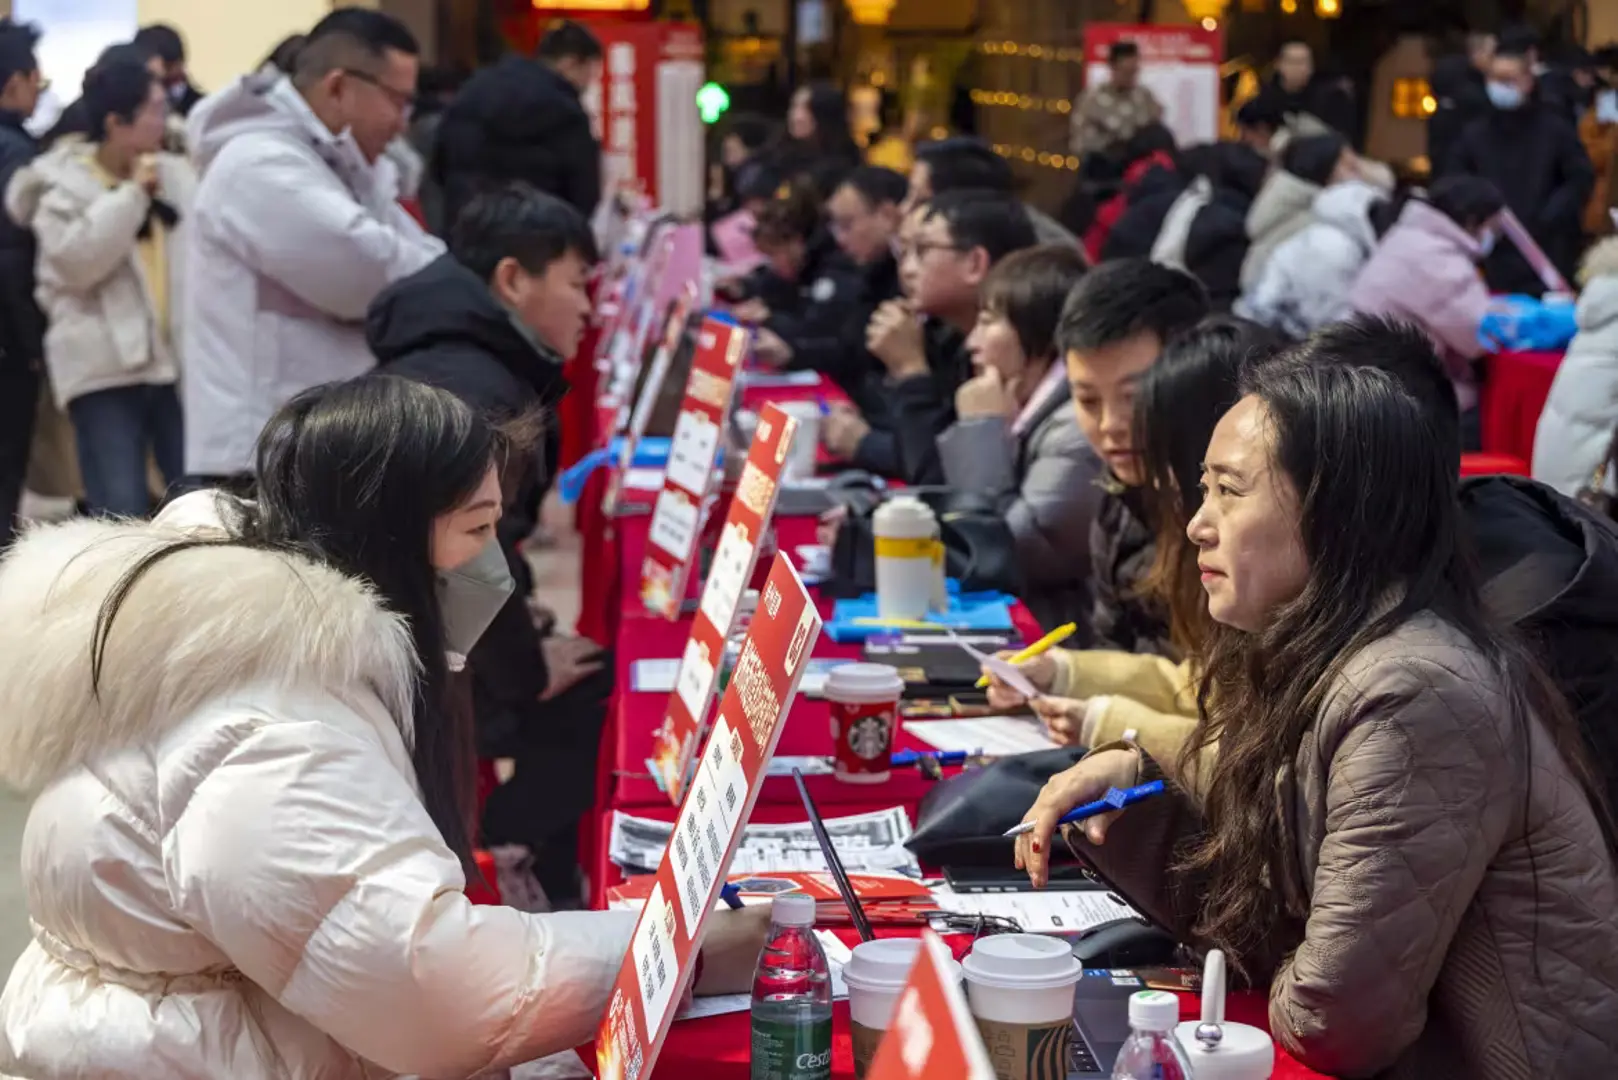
[730,730,744,760]
[655,958,666,985]
[685,874,696,902]
[650,934,662,962]
[674,832,689,868]
[705,820,723,863]
[695,785,708,812]
[725,783,738,811]
[696,845,712,885]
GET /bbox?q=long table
[582,372,1331,1080]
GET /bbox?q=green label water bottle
[749,894,833,1080]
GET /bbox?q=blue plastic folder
[557,436,677,504]
[824,586,1017,643]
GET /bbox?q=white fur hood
[0,493,417,792]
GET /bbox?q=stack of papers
[677,932,852,1021]
[904,716,1058,756]
[608,806,920,878]
[927,884,1140,934]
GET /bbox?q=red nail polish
[1031,839,1042,853]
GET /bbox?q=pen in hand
[1002,780,1166,837]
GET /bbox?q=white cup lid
[825,663,905,698]
[960,934,1082,991]
[843,939,962,992]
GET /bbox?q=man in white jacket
[180,7,443,485]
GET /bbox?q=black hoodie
[1462,475,1618,814]
[367,254,573,754]
[432,55,601,231]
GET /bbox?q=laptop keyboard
[1071,1027,1102,1074]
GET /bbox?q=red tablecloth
[1480,349,1561,467]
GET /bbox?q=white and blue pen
[1002,780,1166,838]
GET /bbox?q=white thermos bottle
[1174,950,1275,1079]
[871,495,945,620]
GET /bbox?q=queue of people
[0,6,1613,1078]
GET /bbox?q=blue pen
[816,399,830,417]
[719,882,744,910]
[891,749,976,768]
[1001,780,1166,837]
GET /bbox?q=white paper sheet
[927,885,1140,934]
[625,467,666,492]
[609,805,919,877]
[904,716,1058,757]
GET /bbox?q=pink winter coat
[1350,200,1491,409]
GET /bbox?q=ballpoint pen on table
[890,748,979,768]
[974,621,1078,689]
[1001,780,1166,837]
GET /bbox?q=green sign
[697,81,731,124]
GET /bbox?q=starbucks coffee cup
[844,939,963,1078]
[962,934,1084,1080]
[823,663,904,784]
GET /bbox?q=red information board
[1083,24,1223,147]
[648,401,800,800]
[866,932,997,1080]
[638,315,748,618]
[597,555,825,1080]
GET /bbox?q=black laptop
[1069,969,1142,1077]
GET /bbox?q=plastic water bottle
[749,894,832,1080]
[1111,990,1193,1079]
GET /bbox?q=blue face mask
[1487,81,1525,110]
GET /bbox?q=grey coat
[936,386,1101,630]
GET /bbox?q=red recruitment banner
[1082,24,1223,147]
[603,282,701,515]
[648,402,800,799]
[639,315,749,619]
[865,932,997,1080]
[597,555,825,1080]
[605,226,677,389]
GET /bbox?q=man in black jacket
[133,24,203,117]
[367,184,606,903]
[1444,45,1593,295]
[0,19,43,549]
[432,20,603,234]
[831,191,1037,484]
[1252,39,1358,143]
[1428,31,1495,175]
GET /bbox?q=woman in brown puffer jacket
[1017,328,1618,1080]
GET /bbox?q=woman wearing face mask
[0,376,766,1078]
[1350,175,1503,450]
[1017,336,1618,1079]
[936,245,1101,630]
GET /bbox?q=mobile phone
[944,863,1097,893]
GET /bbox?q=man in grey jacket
[180,8,443,487]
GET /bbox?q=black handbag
[825,487,1025,600]
[904,747,1088,868]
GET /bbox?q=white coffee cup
[776,401,821,480]
[844,938,963,1077]
[962,934,1084,1080]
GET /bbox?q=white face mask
[1598,89,1618,124]
[1487,81,1525,110]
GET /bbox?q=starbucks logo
[847,713,892,761]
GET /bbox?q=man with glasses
[0,17,43,547]
[179,7,443,490]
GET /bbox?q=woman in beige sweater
[987,317,1279,767]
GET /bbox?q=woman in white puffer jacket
[1534,236,1618,496]
[0,376,764,1079]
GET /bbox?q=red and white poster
[602,283,700,516]
[597,556,824,1080]
[866,932,997,1080]
[648,402,800,800]
[1083,24,1223,147]
[638,315,748,619]
[583,22,706,216]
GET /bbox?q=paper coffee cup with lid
[823,663,903,784]
[843,938,963,1078]
[962,933,1084,1080]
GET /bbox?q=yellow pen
[974,622,1078,688]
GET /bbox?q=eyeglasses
[342,68,416,116]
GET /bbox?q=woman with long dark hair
[1017,335,1618,1078]
[0,376,764,1077]
[778,81,861,199]
[986,317,1278,761]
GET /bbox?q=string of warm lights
[991,143,1082,172]
[977,41,1085,63]
[969,89,1074,115]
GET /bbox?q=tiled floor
[0,496,587,979]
